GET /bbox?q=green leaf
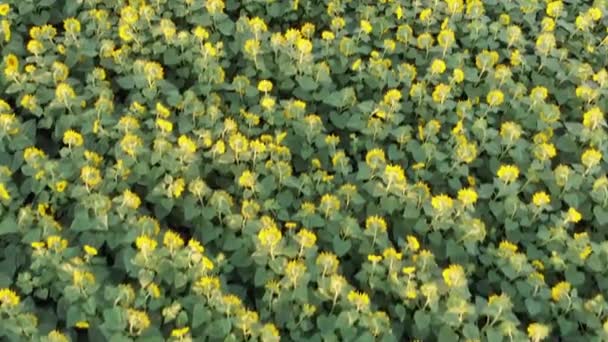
[594,206,608,225]
[0,272,10,288]
[174,272,188,289]
[276,190,295,208]
[332,237,351,257]
[394,304,406,321]
[116,76,134,89]
[157,260,176,283]
[183,197,199,221]
[565,266,585,287]
[206,318,231,338]
[254,267,268,287]
[70,211,94,232]
[478,184,494,199]
[63,286,81,303]
[463,323,479,339]
[32,10,52,25]
[192,303,209,328]
[353,332,375,342]
[414,310,430,330]
[525,298,542,316]
[267,2,282,17]
[323,91,343,108]
[317,315,336,334]
[330,112,349,129]
[163,48,180,66]
[557,316,576,335]
[66,306,82,327]
[222,233,243,251]
[230,248,253,268]
[403,204,420,219]
[556,134,578,153]
[297,75,318,91]
[437,326,459,342]
[485,328,504,342]
[138,269,155,288]
[63,0,80,15]
[217,19,235,35]
[0,215,18,236]
[379,196,399,214]
[588,253,604,273]
[102,307,126,331]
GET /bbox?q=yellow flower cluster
[0,288,20,308]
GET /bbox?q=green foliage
[0,0,608,341]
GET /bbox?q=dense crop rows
[1,0,608,341]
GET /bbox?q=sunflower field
[1,0,608,341]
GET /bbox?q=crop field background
[1,0,608,341]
